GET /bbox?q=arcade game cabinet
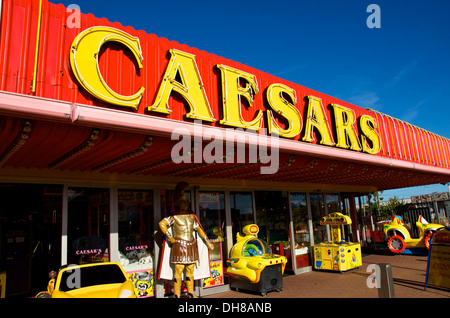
[226,224,287,296]
[313,213,362,272]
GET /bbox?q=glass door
[310,193,327,244]
[255,191,292,270]
[290,193,311,271]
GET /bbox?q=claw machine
[313,212,362,272]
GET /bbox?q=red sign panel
[0,0,449,170]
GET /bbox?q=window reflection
[160,189,191,219]
[290,193,310,269]
[117,190,154,272]
[198,192,226,288]
[230,192,254,245]
[326,194,341,213]
[67,188,110,265]
[310,193,326,245]
[254,191,292,270]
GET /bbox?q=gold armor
[171,214,196,241]
[160,214,200,264]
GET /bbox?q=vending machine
[313,213,362,272]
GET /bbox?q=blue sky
[56,0,450,200]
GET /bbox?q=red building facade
[0,0,449,297]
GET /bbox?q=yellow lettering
[69,26,145,109]
[69,29,382,158]
[331,103,362,151]
[302,96,335,146]
[359,115,381,154]
[216,64,263,131]
[266,83,302,138]
[148,49,215,122]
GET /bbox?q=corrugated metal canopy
[0,115,447,191]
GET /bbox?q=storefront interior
[0,181,364,297]
[1,113,448,298]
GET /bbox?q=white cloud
[385,57,421,89]
[347,91,382,110]
[399,101,425,123]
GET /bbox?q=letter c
[69,26,145,109]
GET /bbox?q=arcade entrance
[254,191,292,270]
[0,184,62,296]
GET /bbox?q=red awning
[1,115,448,191]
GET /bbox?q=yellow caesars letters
[331,103,362,151]
[69,26,145,109]
[69,28,381,155]
[216,64,263,131]
[148,49,215,122]
[302,96,335,146]
[359,115,381,154]
[265,83,302,138]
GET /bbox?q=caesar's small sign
[425,227,450,290]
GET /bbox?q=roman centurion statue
[158,182,214,298]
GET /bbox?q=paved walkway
[206,253,450,298]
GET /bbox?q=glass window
[117,190,154,298]
[198,192,225,261]
[310,193,327,245]
[255,191,291,270]
[291,193,310,247]
[67,187,110,265]
[230,192,254,244]
[255,191,290,245]
[160,189,191,218]
[326,194,341,213]
[198,191,226,289]
[117,190,154,272]
[291,193,311,269]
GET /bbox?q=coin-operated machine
[313,212,362,272]
[226,224,287,296]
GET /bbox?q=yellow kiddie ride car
[383,215,444,254]
[226,224,287,296]
[35,262,136,298]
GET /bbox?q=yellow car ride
[383,215,444,254]
[35,262,136,298]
